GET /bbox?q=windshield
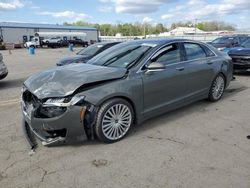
[77,43,103,56]
[212,37,234,44]
[241,38,250,48]
[87,43,153,68]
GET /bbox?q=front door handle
[176,67,185,71]
[207,61,213,65]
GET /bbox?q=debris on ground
[92,159,108,167]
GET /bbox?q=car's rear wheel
[208,74,225,102]
[95,98,134,143]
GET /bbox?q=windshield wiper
[103,46,141,66]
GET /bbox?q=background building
[0,22,99,45]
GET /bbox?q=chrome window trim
[165,61,186,67]
[179,56,215,64]
[136,40,217,73]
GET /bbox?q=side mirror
[146,62,165,73]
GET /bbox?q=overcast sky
[0,0,249,29]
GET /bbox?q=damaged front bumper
[21,100,90,148]
[231,56,250,70]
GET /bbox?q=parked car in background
[24,37,63,48]
[68,38,88,47]
[42,37,63,48]
[209,35,249,52]
[57,42,121,66]
[42,37,62,44]
[22,39,233,147]
[228,38,250,71]
[0,53,8,80]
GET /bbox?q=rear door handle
[176,67,185,71]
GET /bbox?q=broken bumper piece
[22,105,88,148]
[42,137,66,146]
[23,120,66,148]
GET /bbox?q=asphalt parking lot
[0,48,250,188]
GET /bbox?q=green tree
[155,23,165,33]
[63,20,169,36]
[197,23,204,30]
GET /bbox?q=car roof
[220,34,249,38]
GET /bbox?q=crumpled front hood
[228,47,250,56]
[24,63,127,99]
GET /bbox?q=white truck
[24,32,87,48]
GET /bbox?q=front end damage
[21,87,96,149]
[20,63,127,148]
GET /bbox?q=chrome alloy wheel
[212,76,225,100]
[101,104,132,140]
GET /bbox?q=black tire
[57,40,62,47]
[208,73,225,102]
[95,98,134,143]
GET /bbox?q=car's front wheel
[95,98,134,143]
[208,74,225,102]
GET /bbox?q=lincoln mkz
[21,39,233,147]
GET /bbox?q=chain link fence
[100,33,250,43]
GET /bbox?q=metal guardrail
[100,35,220,42]
[148,35,220,42]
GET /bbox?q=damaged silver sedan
[21,39,233,148]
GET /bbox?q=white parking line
[0,99,20,107]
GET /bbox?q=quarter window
[153,44,181,65]
[184,43,206,61]
[202,45,215,57]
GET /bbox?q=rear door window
[183,43,206,61]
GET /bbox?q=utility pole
[143,23,146,37]
[195,18,198,34]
